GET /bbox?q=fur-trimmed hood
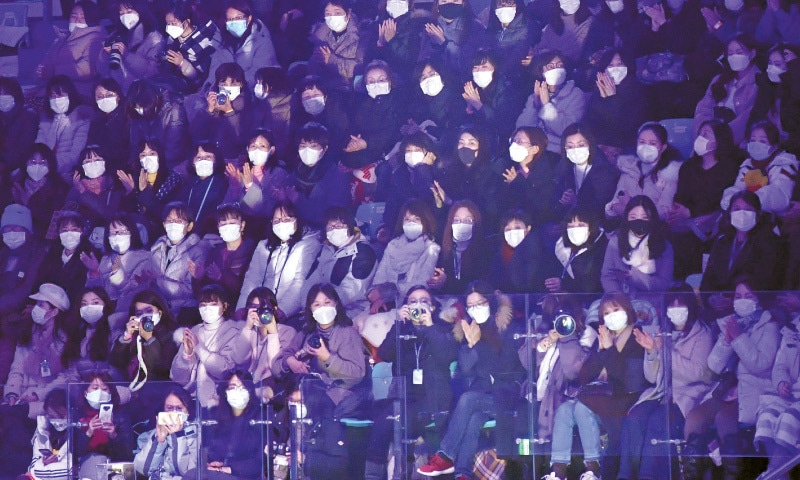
[448,293,513,342]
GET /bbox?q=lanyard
[414,342,422,370]
[187,176,215,223]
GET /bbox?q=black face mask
[458,147,477,166]
[628,219,651,237]
[438,3,464,19]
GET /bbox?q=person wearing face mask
[171,285,246,407]
[374,0,424,84]
[304,207,377,315]
[544,208,608,294]
[617,285,715,480]
[428,201,488,294]
[307,0,364,90]
[702,190,781,295]
[126,80,191,170]
[694,34,761,145]
[208,1,278,88]
[373,199,441,297]
[0,77,38,173]
[534,0,595,63]
[58,288,119,382]
[97,1,164,93]
[487,0,531,76]
[10,144,69,238]
[237,203,322,316]
[289,76,350,153]
[250,67,294,156]
[488,209,549,292]
[26,389,72,480]
[156,3,216,94]
[196,205,256,303]
[65,145,131,228]
[516,52,587,154]
[177,143,229,232]
[37,213,99,303]
[418,0,487,77]
[750,45,800,143]
[419,281,525,479]
[720,120,799,215]
[605,122,683,221]
[35,76,93,181]
[36,1,105,99]
[602,195,674,294]
[130,139,185,227]
[364,285,457,480]
[405,60,468,144]
[87,78,131,172]
[273,284,368,479]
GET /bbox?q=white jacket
[605,155,681,219]
[720,150,799,214]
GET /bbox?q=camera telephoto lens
[257,307,273,325]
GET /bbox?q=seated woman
[151,201,212,322]
[237,202,321,316]
[406,59,468,142]
[307,0,364,89]
[236,287,296,403]
[305,206,377,314]
[59,288,119,381]
[288,75,349,153]
[127,80,191,169]
[88,78,130,173]
[601,195,674,294]
[365,285,458,480]
[73,372,134,479]
[26,388,71,480]
[171,285,246,408]
[134,384,199,479]
[0,77,38,173]
[272,284,368,479]
[64,145,130,229]
[158,2,216,93]
[428,200,488,294]
[373,199,440,297]
[177,143,229,233]
[489,209,550,293]
[544,207,608,294]
[720,119,799,215]
[418,281,525,478]
[131,139,184,227]
[11,144,69,238]
[605,122,683,221]
[204,370,264,479]
[84,213,153,314]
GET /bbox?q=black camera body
[140,314,155,333]
[257,306,274,325]
[307,333,325,350]
[216,90,228,105]
[105,35,126,70]
[410,307,427,323]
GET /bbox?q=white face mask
[27,164,49,182]
[606,0,624,13]
[606,66,628,85]
[637,144,660,164]
[166,24,184,39]
[120,12,139,29]
[83,160,106,179]
[452,223,473,242]
[68,22,88,33]
[226,386,250,409]
[504,228,526,248]
[472,70,493,89]
[566,147,590,165]
[727,54,751,72]
[420,75,444,97]
[80,304,105,324]
[313,305,337,325]
[603,310,628,331]
[667,306,689,327]
[273,221,296,242]
[60,231,81,250]
[495,6,516,23]
[194,159,214,177]
[299,147,322,166]
[405,151,425,167]
[31,305,50,325]
[733,298,757,318]
[97,97,118,113]
[468,304,491,324]
[560,0,581,14]
[0,94,15,113]
[222,86,242,101]
[724,0,744,10]
[3,231,26,249]
[567,225,589,246]
[248,149,269,166]
[387,0,409,17]
[693,135,712,156]
[50,418,68,431]
[747,141,772,161]
[253,83,268,100]
[302,96,326,115]
[730,209,757,232]
[543,67,567,86]
[767,65,786,84]
[141,155,159,174]
[50,97,69,114]
[108,234,131,254]
[219,223,242,243]
[164,222,186,244]
[199,305,222,324]
[366,81,391,99]
[403,222,423,240]
[85,389,112,409]
[325,14,348,32]
[326,228,349,247]
[509,142,530,163]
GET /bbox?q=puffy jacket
[720,150,799,214]
[150,233,212,313]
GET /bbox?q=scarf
[621,232,655,274]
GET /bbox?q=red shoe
[417,453,455,476]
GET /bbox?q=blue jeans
[550,399,602,464]
[439,390,495,476]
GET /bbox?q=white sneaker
[579,472,601,480]
[541,473,560,480]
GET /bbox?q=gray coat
[151,233,211,313]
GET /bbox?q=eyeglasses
[452,218,474,225]
[271,216,296,225]
[109,228,131,236]
[467,299,489,308]
[544,61,565,71]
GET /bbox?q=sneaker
[541,473,561,480]
[579,472,601,480]
[417,454,455,476]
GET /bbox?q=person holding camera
[364,285,458,480]
[159,3,217,93]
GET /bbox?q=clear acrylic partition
[65,380,200,480]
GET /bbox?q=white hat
[1,204,33,233]
[29,283,70,311]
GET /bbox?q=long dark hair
[618,195,667,260]
[215,369,259,419]
[265,202,305,250]
[19,300,70,358]
[693,119,740,164]
[560,206,601,249]
[20,143,60,184]
[61,287,115,367]
[719,189,766,238]
[637,122,681,185]
[464,280,502,353]
[548,0,591,35]
[711,34,757,103]
[664,283,699,333]
[441,200,484,260]
[302,283,352,333]
[80,371,122,409]
[128,289,178,337]
[44,75,81,118]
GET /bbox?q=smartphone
[157,411,185,426]
[99,403,113,424]
[39,449,52,456]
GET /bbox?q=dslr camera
[409,306,428,323]
[139,314,156,333]
[256,306,274,325]
[216,89,228,105]
[104,34,126,70]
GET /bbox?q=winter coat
[304,236,377,310]
[39,26,105,98]
[516,80,587,153]
[694,64,760,145]
[199,237,256,304]
[0,105,38,172]
[584,75,647,149]
[178,173,229,227]
[86,249,153,314]
[673,155,740,218]
[190,95,255,161]
[150,233,212,313]
[29,416,71,480]
[373,12,425,82]
[720,150,799,214]
[308,16,365,90]
[129,99,191,169]
[418,15,486,76]
[0,241,48,320]
[222,164,289,219]
[35,105,93,180]
[601,232,674,294]
[12,176,69,239]
[134,422,200,479]
[489,231,551,293]
[110,323,179,384]
[550,154,619,221]
[36,240,97,302]
[98,26,164,93]
[500,151,561,227]
[345,89,404,169]
[205,408,264,479]
[209,19,279,87]
[550,231,608,294]
[88,106,131,171]
[287,157,354,229]
[708,309,780,424]
[536,13,594,63]
[236,230,322,314]
[605,155,682,219]
[64,175,130,227]
[373,235,440,298]
[754,321,800,449]
[700,225,782,292]
[236,323,296,385]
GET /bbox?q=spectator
[251,67,293,157]
[127,80,192,169]
[754,0,800,46]
[373,0,425,84]
[308,0,366,89]
[25,389,71,480]
[37,212,98,302]
[60,288,118,380]
[130,139,185,227]
[196,204,256,301]
[11,144,69,239]
[419,0,487,76]
[0,77,38,173]
[489,209,550,293]
[159,3,217,93]
[64,145,130,229]
[289,75,350,154]
[487,0,531,74]
[87,78,130,172]
[534,0,595,63]
[544,207,608,294]
[429,200,488,294]
[405,59,467,144]
[177,143,229,231]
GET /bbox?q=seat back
[659,118,695,159]
[0,4,27,27]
